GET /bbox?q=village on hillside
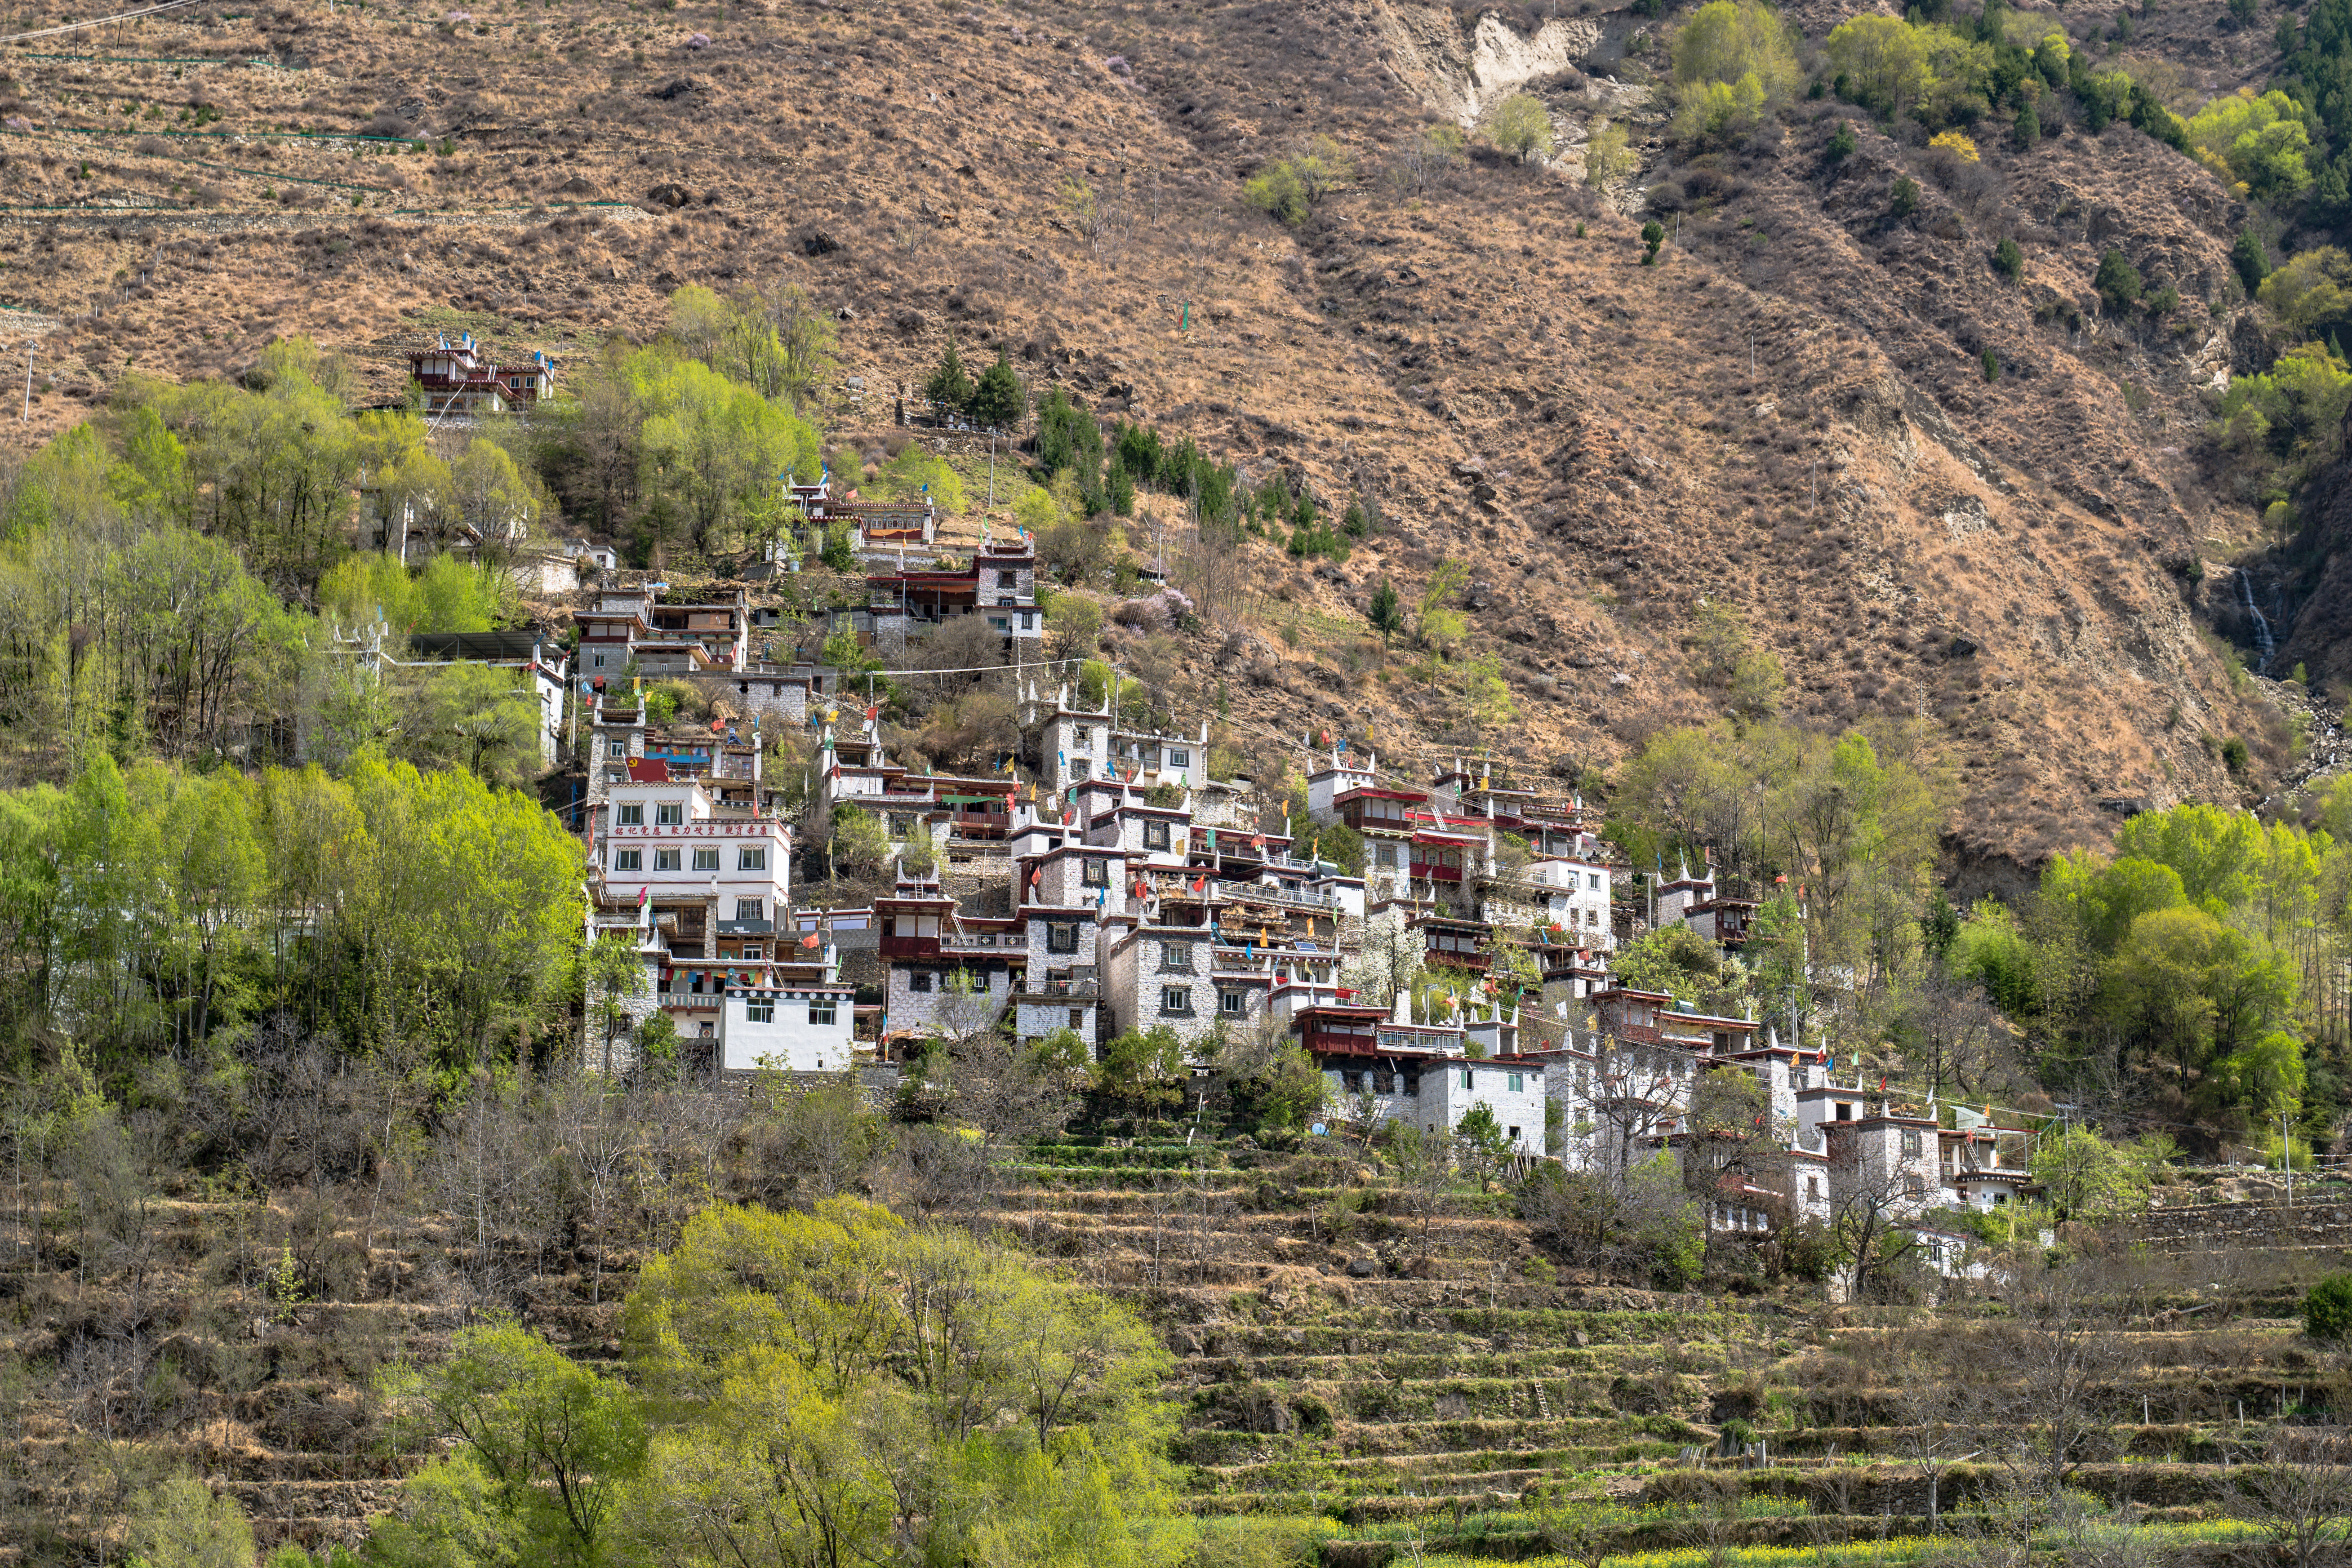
[381,333,2044,1290]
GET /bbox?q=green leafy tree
[1993,236,2024,279]
[1641,219,1666,263]
[1489,92,1556,163]
[586,929,648,1078]
[1586,120,1633,186]
[375,1316,647,1567]
[1671,0,1798,141]
[1095,1024,1187,1116]
[621,1199,1182,1568]
[2014,99,2041,147]
[2307,1275,2352,1341]
[126,1477,257,1568]
[1825,15,1931,116]
[2030,1127,2150,1221]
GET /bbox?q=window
[693,847,720,871]
[1048,924,1078,955]
[1992,1191,2009,1206]
[616,803,644,826]
[1808,1177,1821,1200]
[1904,1175,1925,1199]
[1343,1070,1363,1093]
[593,651,607,668]
[607,739,627,759]
[1376,844,1397,868]
[1081,858,1108,888]
[735,898,765,922]
[1507,1072,1523,1092]
[1160,986,1193,1016]
[1374,1070,1396,1094]
[910,972,933,993]
[654,848,681,871]
[1072,759,1091,780]
[1021,611,1035,631]
[1835,1102,1852,1121]
[1159,942,1194,973]
[656,803,684,826]
[746,1000,775,1023]
[1168,748,1191,769]
[1068,1008,1085,1030]
[1901,1128,1923,1157]
[739,847,767,871]
[1143,820,1169,851]
[1588,873,1602,891]
[613,848,642,871]
[1220,990,1245,1015]
[742,945,763,960]
[1507,1126,1520,1142]
[808,998,837,1026]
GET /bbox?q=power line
[0,0,203,45]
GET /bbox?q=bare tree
[2228,1429,2352,1568]
[1952,1266,2124,1528]
[1385,1122,1457,1259]
[1827,1157,1921,1303]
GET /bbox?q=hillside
[0,0,2325,881]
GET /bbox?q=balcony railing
[1425,948,1490,971]
[1018,977,1101,999]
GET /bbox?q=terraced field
[8,1120,2343,1559]
[975,1134,2352,1562]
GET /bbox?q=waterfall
[2237,569,2276,674]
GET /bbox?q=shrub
[1828,120,1858,160]
[1929,129,1979,161]
[1982,348,2001,381]
[2306,1274,2352,1340]
[1641,219,1665,263]
[2095,248,2143,311]
[2014,101,2041,148]
[2222,736,2251,774]
[1890,176,1920,216]
[1244,136,1354,225]
[1993,236,2024,278]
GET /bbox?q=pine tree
[2094,249,2142,312]
[1107,461,1135,517]
[967,350,1024,431]
[2014,101,2040,149]
[1367,579,1406,647]
[923,339,973,416]
[2232,228,2272,295]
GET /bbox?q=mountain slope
[0,0,2300,876]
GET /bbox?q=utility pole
[21,340,32,422]
[2282,1109,2294,1209]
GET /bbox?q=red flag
[1879,1075,1887,1092]
[1030,868,1042,886]
[1191,875,1206,893]
[864,704,879,722]
[801,932,820,949]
